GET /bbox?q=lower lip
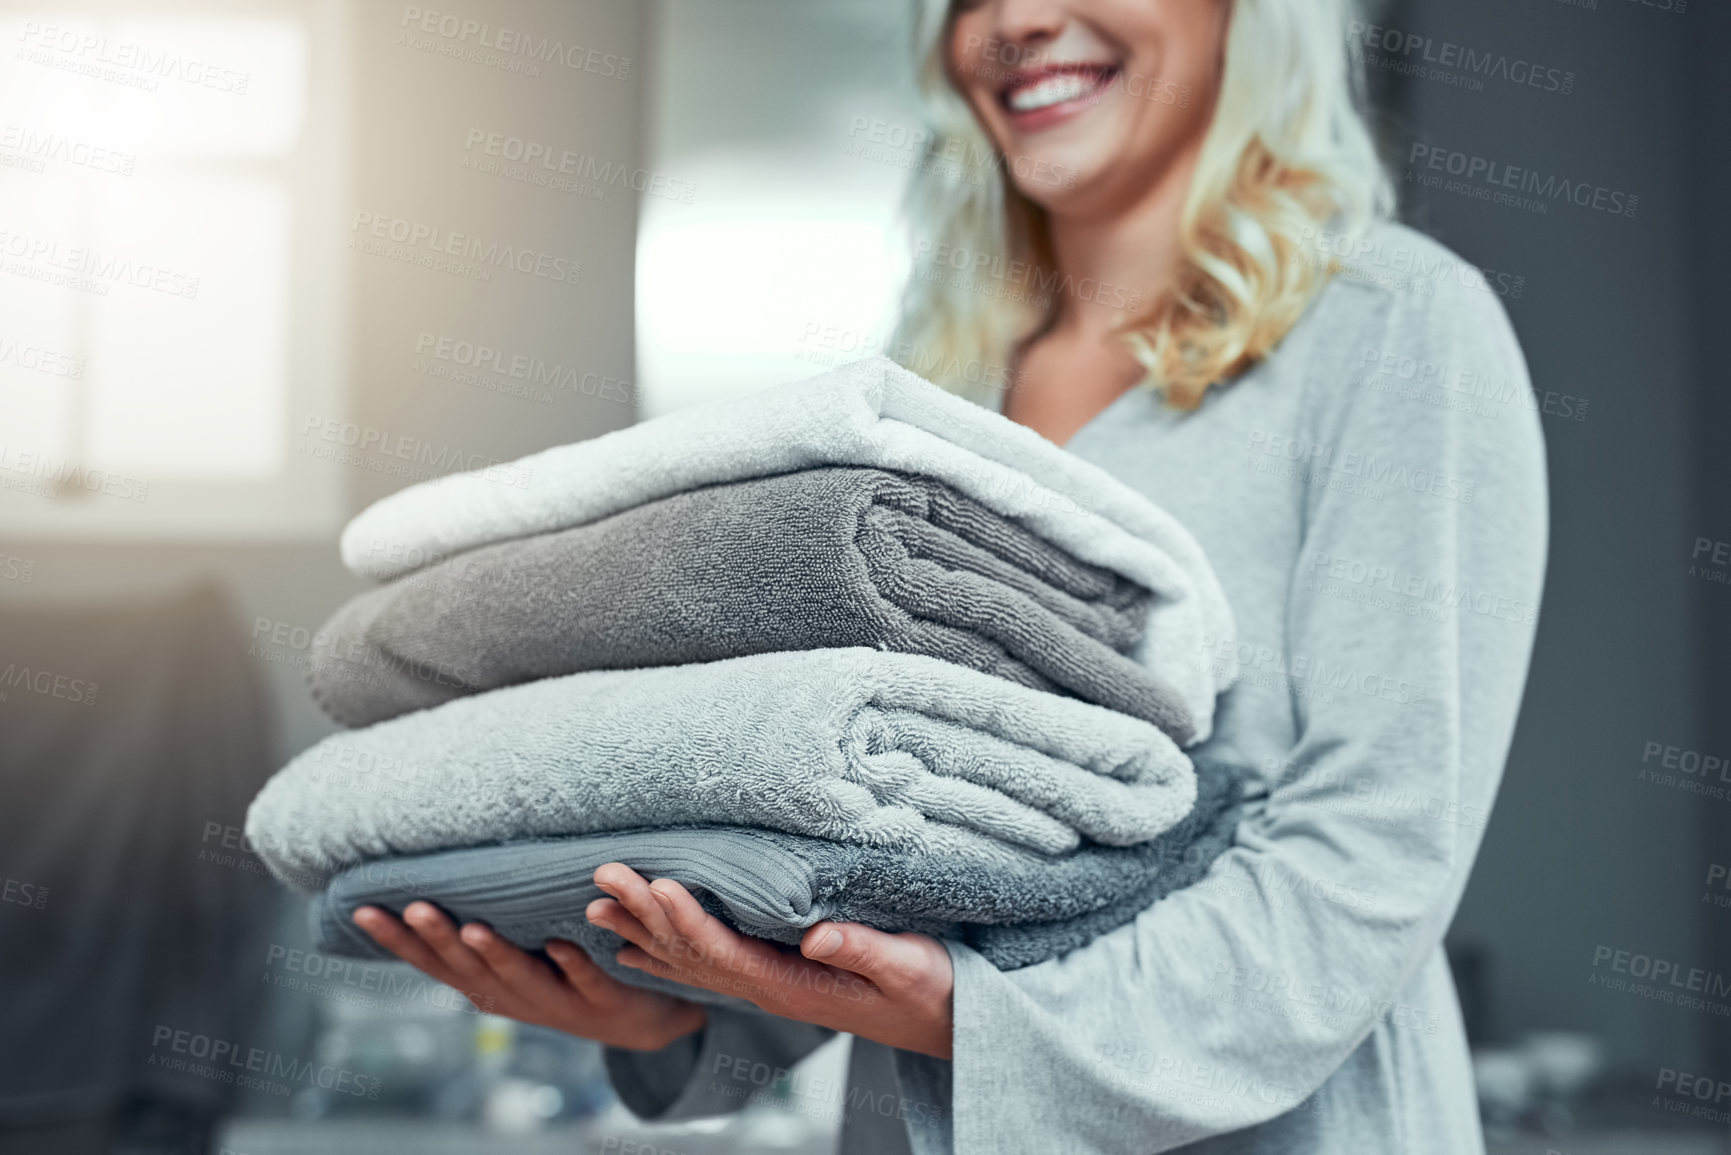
[1004,69,1118,132]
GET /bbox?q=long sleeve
[604,1007,836,1121]
[928,277,1550,1152]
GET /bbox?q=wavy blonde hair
[893,0,1393,409]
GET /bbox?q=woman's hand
[352,902,705,1051]
[588,863,954,1060]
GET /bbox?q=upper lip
[996,62,1120,110]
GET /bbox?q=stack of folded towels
[245,356,1246,1010]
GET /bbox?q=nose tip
[987,0,1066,53]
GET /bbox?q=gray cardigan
[603,220,1549,1155]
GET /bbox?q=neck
[1042,145,1202,342]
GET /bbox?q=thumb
[800,922,930,992]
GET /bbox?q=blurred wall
[1385,0,1710,1078]
[635,0,915,415]
[0,0,647,763]
[1682,0,1731,1086]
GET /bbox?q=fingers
[458,923,566,1010]
[591,872,793,993]
[353,905,463,989]
[800,923,940,998]
[593,863,680,948]
[545,939,623,1002]
[586,866,910,1022]
[400,901,497,993]
[589,868,738,977]
[586,895,655,953]
[356,903,714,1052]
[647,877,762,973]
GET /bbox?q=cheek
[1162,4,1229,96]
[946,17,994,92]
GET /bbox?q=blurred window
[0,2,348,537]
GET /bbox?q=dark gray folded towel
[309,762,1249,1010]
[308,467,1194,741]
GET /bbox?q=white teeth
[1006,71,1104,113]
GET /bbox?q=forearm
[930,812,1461,1151]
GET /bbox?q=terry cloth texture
[310,467,1192,741]
[246,647,1197,890]
[337,356,1236,742]
[308,759,1249,1003]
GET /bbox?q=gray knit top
[605,219,1550,1155]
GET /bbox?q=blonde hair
[893,0,1393,409]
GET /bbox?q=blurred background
[0,0,1727,1152]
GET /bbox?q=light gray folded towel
[245,648,1197,889]
[308,760,1250,1008]
[308,467,1193,741]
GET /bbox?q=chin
[1000,118,1135,211]
[1006,149,1107,210]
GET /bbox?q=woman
[353,0,1548,1151]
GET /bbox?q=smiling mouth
[999,64,1121,116]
